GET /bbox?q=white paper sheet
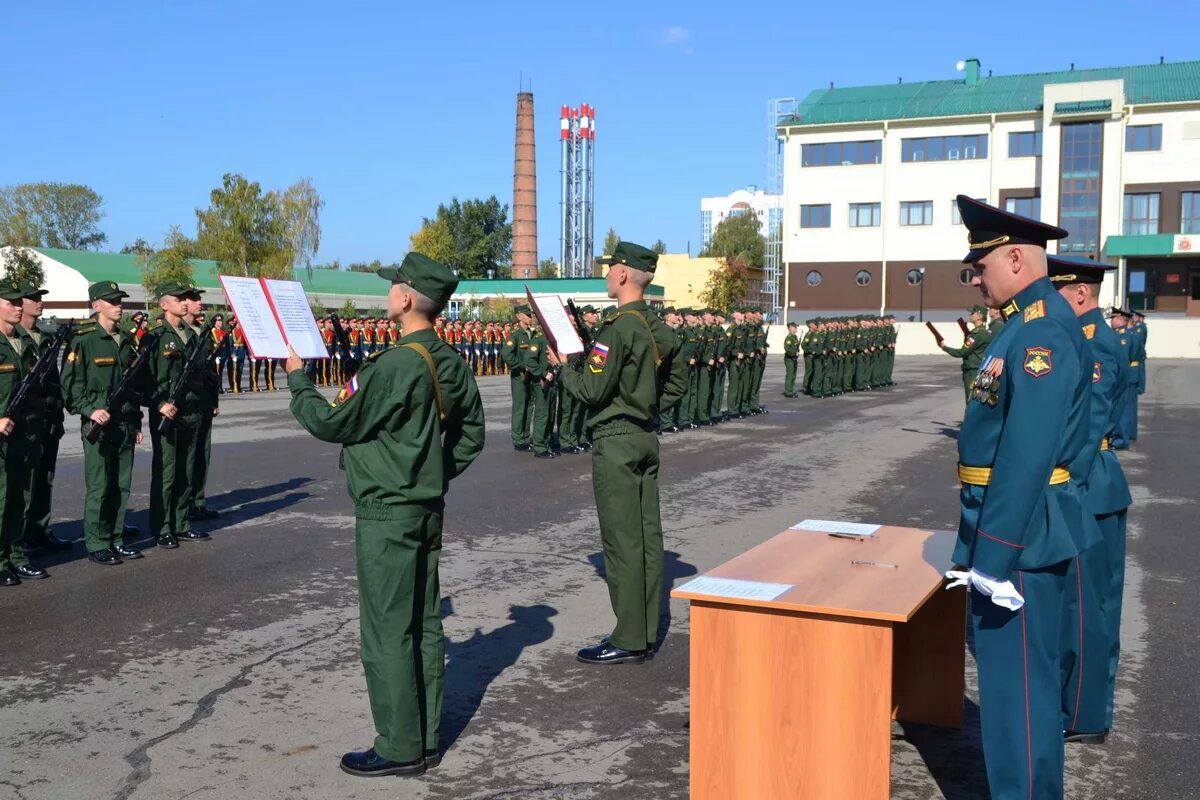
[675,576,794,602]
[262,279,328,359]
[220,276,288,359]
[526,288,585,355]
[789,519,881,537]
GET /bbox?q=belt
[1130,361,1140,366]
[958,464,1071,486]
[1100,437,1110,451]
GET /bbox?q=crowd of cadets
[500,303,776,459]
[785,315,898,398]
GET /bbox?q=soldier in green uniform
[711,310,730,421]
[17,282,73,556]
[526,323,557,458]
[749,309,768,412]
[782,321,800,397]
[661,308,686,432]
[501,305,534,451]
[681,309,702,426]
[186,294,221,522]
[148,281,211,549]
[695,309,716,424]
[988,307,1005,336]
[939,306,992,400]
[61,282,146,564]
[802,319,821,396]
[726,308,745,417]
[548,242,686,664]
[286,252,485,777]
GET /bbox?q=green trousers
[0,430,37,569]
[356,507,443,763]
[727,360,744,414]
[750,356,765,408]
[509,373,531,447]
[684,366,700,421]
[783,356,797,394]
[591,429,663,652]
[696,366,713,422]
[24,422,62,546]
[530,378,554,454]
[150,411,200,537]
[82,420,136,553]
[962,371,974,402]
[842,354,855,392]
[559,386,579,448]
[712,365,727,419]
[191,410,214,512]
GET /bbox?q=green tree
[0,182,108,250]
[194,173,292,279]
[280,178,323,280]
[121,238,155,256]
[537,258,558,279]
[142,226,197,302]
[1,245,46,287]
[409,215,455,265]
[699,257,751,313]
[411,196,512,279]
[338,298,358,319]
[699,213,765,268]
[346,259,383,273]
[482,296,515,322]
[602,226,620,256]
[651,239,667,255]
[308,295,327,318]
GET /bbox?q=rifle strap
[400,343,446,424]
[611,310,661,368]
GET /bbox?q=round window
[958,267,974,286]
[806,270,823,287]
[855,270,872,287]
[906,268,924,286]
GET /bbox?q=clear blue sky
[3,0,1195,265]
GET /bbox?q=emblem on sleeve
[1023,346,1053,377]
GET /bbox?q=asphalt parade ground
[1,357,1197,800]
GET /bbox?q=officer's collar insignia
[1093,361,1102,383]
[1023,300,1046,323]
[1082,323,1096,340]
[1000,299,1020,320]
[1023,346,1053,377]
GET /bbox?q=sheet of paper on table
[675,576,794,602]
[789,519,881,537]
[526,287,585,356]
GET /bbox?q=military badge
[588,342,610,374]
[335,375,359,406]
[1093,361,1101,383]
[1023,300,1046,323]
[1023,346,1053,377]
[1082,323,1096,340]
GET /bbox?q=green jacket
[148,319,204,414]
[189,322,220,409]
[525,329,550,379]
[942,325,992,371]
[18,322,65,426]
[289,328,485,515]
[61,321,144,426]
[783,333,799,358]
[501,326,531,373]
[0,329,38,428]
[561,299,686,428]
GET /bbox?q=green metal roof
[780,60,1200,127]
[1103,234,1178,257]
[34,248,662,297]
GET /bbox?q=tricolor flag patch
[588,342,610,374]
[335,375,360,406]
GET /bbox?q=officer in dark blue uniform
[1108,306,1139,449]
[948,196,1092,800]
[1048,255,1133,743]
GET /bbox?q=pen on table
[851,559,898,569]
[828,532,865,542]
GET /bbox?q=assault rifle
[2,322,75,431]
[156,319,215,435]
[565,299,594,354]
[83,332,160,444]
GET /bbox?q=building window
[700,210,713,247]
[1182,192,1200,234]
[906,268,924,286]
[855,270,872,287]
[1060,121,1103,256]
[958,268,974,286]
[951,198,986,225]
[1125,124,1162,152]
[800,204,831,228]
[1123,193,1160,235]
[1005,196,1041,220]
[849,203,881,227]
[806,270,823,286]
[901,134,989,163]
[729,207,748,218]
[1008,130,1043,158]
[801,140,883,167]
[900,201,933,226]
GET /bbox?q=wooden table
[672,524,965,800]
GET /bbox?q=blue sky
[3,0,1196,266]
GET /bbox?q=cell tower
[560,103,596,278]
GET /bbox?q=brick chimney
[512,91,537,278]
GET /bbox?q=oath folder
[956,318,970,337]
[525,287,585,356]
[925,321,944,344]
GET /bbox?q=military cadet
[801,319,820,396]
[1131,310,1148,398]
[148,281,212,549]
[61,282,147,565]
[230,316,247,393]
[17,282,73,557]
[286,252,485,778]
[1048,254,1132,744]
[501,305,535,450]
[547,242,686,664]
[186,294,220,522]
[948,195,1091,800]
[1126,309,1145,440]
[210,314,229,393]
[752,309,769,411]
[679,309,702,426]
[525,321,558,458]
[694,309,715,425]
[938,306,993,400]
[782,321,800,397]
[557,309,587,452]
[1108,307,1138,449]
[0,280,49,585]
[659,308,686,432]
[988,306,1005,336]
[726,309,747,417]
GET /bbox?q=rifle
[2,322,75,431]
[565,299,594,354]
[83,332,160,444]
[156,319,216,435]
[330,313,362,380]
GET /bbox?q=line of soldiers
[786,315,898,398]
[0,279,223,585]
[436,318,514,378]
[308,317,400,386]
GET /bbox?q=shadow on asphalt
[442,603,559,751]
[898,698,988,798]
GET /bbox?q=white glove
[944,568,1025,610]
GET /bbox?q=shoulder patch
[1082,323,1096,340]
[1023,346,1053,377]
[1023,300,1046,323]
[588,342,610,374]
[334,375,359,406]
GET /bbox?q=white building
[700,186,782,250]
[778,58,1200,319]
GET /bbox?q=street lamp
[918,267,926,322]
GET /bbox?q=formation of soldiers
[786,315,898,398]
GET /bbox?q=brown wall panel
[787,261,983,311]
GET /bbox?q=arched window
[806,270,823,286]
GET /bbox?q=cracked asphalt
[0,357,1196,800]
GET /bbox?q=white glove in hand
[944,568,1025,611]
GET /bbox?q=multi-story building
[779,58,1200,319]
[700,186,782,251]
